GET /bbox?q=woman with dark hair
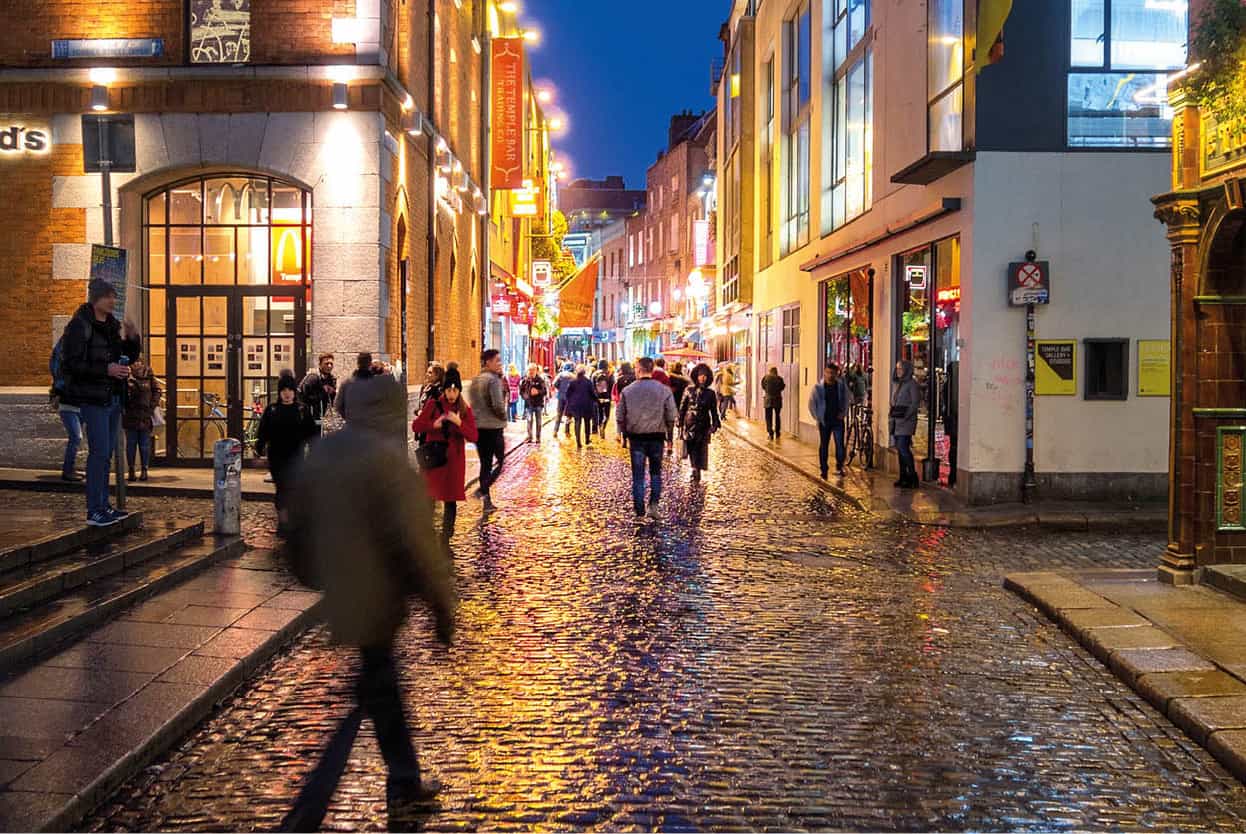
[412,368,478,542]
[679,362,721,483]
[418,362,446,415]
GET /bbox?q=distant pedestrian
[552,362,575,438]
[564,364,598,448]
[299,353,338,437]
[411,368,477,542]
[334,353,408,453]
[256,371,317,535]
[617,357,677,520]
[652,357,670,386]
[716,363,739,420]
[761,366,786,440]
[521,364,548,442]
[890,360,921,489]
[810,363,852,479]
[847,363,868,403]
[679,363,721,483]
[612,361,636,448]
[506,363,522,422]
[417,363,446,417]
[591,359,615,438]
[289,418,455,810]
[122,355,161,482]
[60,278,141,527]
[467,349,508,513]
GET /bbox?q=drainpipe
[426,0,437,364]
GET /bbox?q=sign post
[1008,253,1051,503]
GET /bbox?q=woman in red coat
[411,370,478,541]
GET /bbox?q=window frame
[821,0,873,237]
[781,0,813,257]
[1066,0,1186,151]
[926,0,966,154]
[1083,338,1130,401]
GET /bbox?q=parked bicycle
[177,392,262,458]
[845,398,875,470]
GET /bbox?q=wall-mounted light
[332,83,348,110]
[90,85,109,111]
[500,0,519,12]
[522,28,540,44]
[88,67,117,85]
[403,110,423,136]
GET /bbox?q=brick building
[0,0,514,465]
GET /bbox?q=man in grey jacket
[617,357,677,520]
[808,362,853,479]
[468,349,508,512]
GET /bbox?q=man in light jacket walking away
[468,349,508,512]
[616,357,677,520]
[889,360,922,489]
[808,362,853,480]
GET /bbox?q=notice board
[1138,339,1171,397]
[1036,340,1076,396]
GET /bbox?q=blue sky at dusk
[524,0,726,189]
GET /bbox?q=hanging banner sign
[1035,340,1076,396]
[490,37,525,190]
[1137,339,1171,397]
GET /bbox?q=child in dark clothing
[256,371,317,534]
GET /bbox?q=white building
[719,0,1182,503]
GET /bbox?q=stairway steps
[0,521,203,619]
[0,511,145,574]
[0,534,245,673]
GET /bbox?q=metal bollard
[213,438,243,536]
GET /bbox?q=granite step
[0,521,203,620]
[0,511,144,575]
[0,535,244,673]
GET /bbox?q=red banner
[491,37,525,190]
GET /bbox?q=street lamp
[536,88,554,104]
[522,28,541,45]
[500,0,519,11]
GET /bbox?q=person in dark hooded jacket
[564,364,599,448]
[889,360,922,489]
[61,278,141,527]
[679,363,721,483]
[256,371,317,534]
[591,360,615,438]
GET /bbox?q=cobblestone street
[80,434,1246,831]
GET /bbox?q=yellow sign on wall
[1138,339,1171,397]
[1036,340,1076,396]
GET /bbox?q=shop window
[781,2,812,256]
[821,0,872,235]
[824,269,872,372]
[1084,339,1129,400]
[927,0,964,152]
[1068,0,1185,148]
[189,0,251,64]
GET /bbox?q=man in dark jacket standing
[62,279,141,527]
[617,357,677,520]
[299,353,337,436]
[808,362,852,479]
[468,349,508,513]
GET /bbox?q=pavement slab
[1171,696,1246,744]
[1138,670,1246,713]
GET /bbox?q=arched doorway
[143,174,312,464]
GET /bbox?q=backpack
[49,336,69,397]
[594,374,610,396]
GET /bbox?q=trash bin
[213,438,243,536]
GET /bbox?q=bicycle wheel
[861,425,875,470]
[202,419,227,453]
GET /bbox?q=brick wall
[0,0,184,67]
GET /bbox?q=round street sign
[1017,263,1044,288]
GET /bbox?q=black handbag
[889,404,909,419]
[416,403,451,470]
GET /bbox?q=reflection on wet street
[87,435,1246,831]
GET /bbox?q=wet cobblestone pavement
[73,437,1246,831]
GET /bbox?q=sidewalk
[1007,567,1246,785]
[0,420,535,500]
[722,413,1166,530]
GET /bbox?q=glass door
[166,287,306,465]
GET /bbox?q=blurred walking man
[616,357,677,521]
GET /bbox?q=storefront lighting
[90,85,109,111]
[88,67,117,85]
[332,83,348,110]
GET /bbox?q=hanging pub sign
[1007,260,1050,306]
[490,37,525,189]
[532,260,553,288]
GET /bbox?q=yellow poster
[1138,339,1171,397]
[1036,340,1076,396]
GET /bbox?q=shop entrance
[143,174,312,465]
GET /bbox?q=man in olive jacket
[290,422,456,805]
[467,349,508,512]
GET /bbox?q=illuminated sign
[490,37,525,189]
[532,260,552,288]
[936,287,960,303]
[693,219,710,267]
[0,125,49,155]
[510,179,543,217]
[905,265,927,290]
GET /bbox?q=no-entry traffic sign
[1007,260,1050,306]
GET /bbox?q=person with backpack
[520,364,548,443]
[122,355,161,482]
[60,278,142,527]
[49,341,83,483]
[256,371,317,535]
[680,363,721,484]
[411,368,477,542]
[591,360,615,438]
[612,361,636,448]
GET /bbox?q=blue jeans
[59,409,82,477]
[629,437,665,514]
[126,428,151,471]
[895,433,917,482]
[818,420,845,475]
[81,397,121,516]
